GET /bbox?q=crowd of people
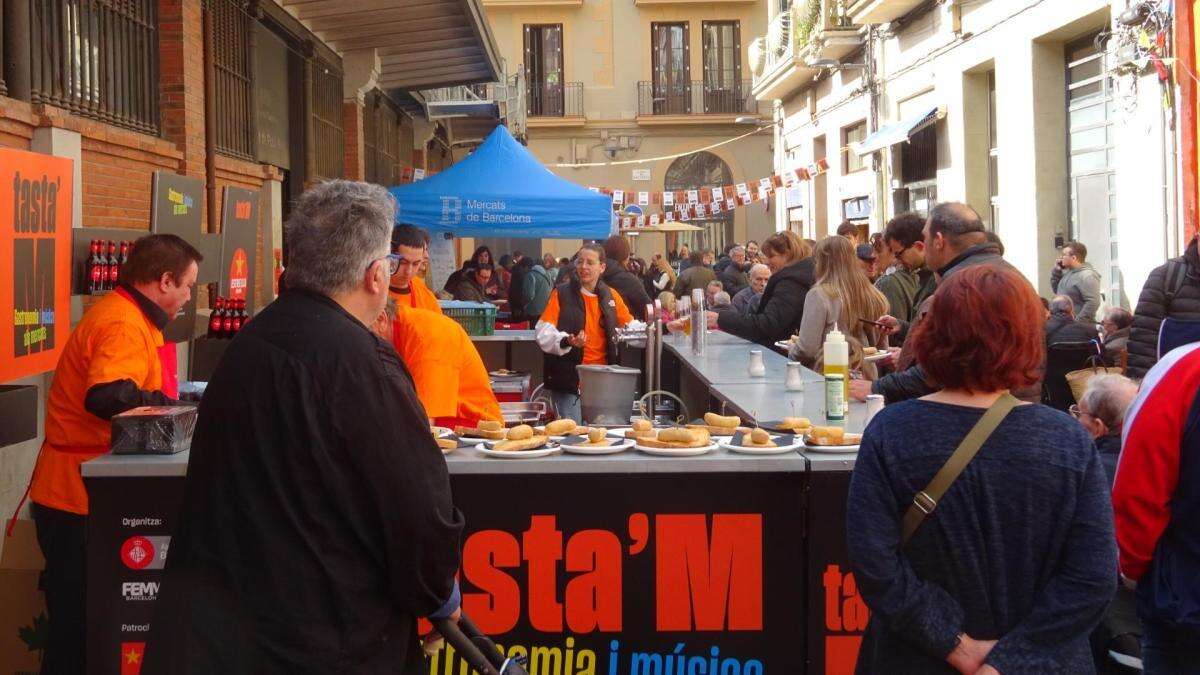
[466,202,1200,673]
[24,172,1200,674]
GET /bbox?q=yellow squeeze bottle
[823,328,850,415]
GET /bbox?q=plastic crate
[440,301,498,336]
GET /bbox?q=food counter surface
[663,332,863,470]
[468,329,536,342]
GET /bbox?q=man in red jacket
[1112,342,1200,671]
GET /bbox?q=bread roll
[506,424,534,441]
[658,427,696,443]
[545,419,578,436]
[782,417,811,429]
[704,412,740,428]
[749,428,771,445]
[478,420,503,432]
[587,428,606,444]
[811,426,845,444]
[631,418,653,432]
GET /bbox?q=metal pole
[203,0,217,234]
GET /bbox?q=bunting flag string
[611,160,829,230]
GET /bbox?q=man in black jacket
[146,181,463,674]
[1045,295,1100,345]
[602,235,652,320]
[1127,235,1200,378]
[853,202,1032,404]
[718,245,751,296]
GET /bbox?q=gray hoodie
[1051,262,1102,323]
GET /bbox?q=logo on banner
[228,248,248,300]
[121,642,145,675]
[120,535,170,570]
[121,581,159,601]
[823,565,868,674]
[10,170,61,359]
[167,188,193,216]
[233,200,251,220]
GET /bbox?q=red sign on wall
[0,148,73,383]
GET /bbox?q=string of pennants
[597,159,829,229]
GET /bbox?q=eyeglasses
[1068,405,1095,421]
[368,254,403,277]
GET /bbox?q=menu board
[0,148,73,382]
[219,186,260,311]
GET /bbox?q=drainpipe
[866,23,886,230]
[203,0,218,234]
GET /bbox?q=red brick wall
[343,101,364,181]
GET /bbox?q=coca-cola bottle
[105,241,119,289]
[118,241,129,279]
[221,298,235,337]
[231,299,244,334]
[208,297,225,339]
[87,240,104,294]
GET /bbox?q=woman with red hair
[846,265,1117,674]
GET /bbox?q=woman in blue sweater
[847,264,1117,673]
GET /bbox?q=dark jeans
[31,502,86,675]
[1142,620,1200,675]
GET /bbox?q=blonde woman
[657,291,678,322]
[651,255,677,294]
[789,236,890,378]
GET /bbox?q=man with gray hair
[147,181,464,673]
[1046,294,1100,346]
[718,245,751,296]
[732,263,770,315]
[1075,373,1139,486]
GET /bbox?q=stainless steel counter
[468,330,536,342]
[82,451,190,478]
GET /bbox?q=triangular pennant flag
[816,158,830,173]
[797,168,810,181]
[771,174,785,188]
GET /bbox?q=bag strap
[901,393,1021,544]
[1163,260,1187,312]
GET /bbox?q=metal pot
[576,364,640,426]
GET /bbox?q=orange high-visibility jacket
[391,306,501,426]
[31,289,164,515]
[390,276,443,314]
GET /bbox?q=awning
[851,106,945,156]
[280,0,501,90]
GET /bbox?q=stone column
[341,48,380,182]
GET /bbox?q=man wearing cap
[389,223,442,314]
[856,243,879,282]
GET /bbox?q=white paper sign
[709,187,723,202]
[650,214,661,225]
[758,177,772,193]
[632,169,651,181]
[413,168,426,180]
[663,192,674,207]
[612,189,624,205]
[638,191,649,206]
[726,198,737,210]
[686,189,699,203]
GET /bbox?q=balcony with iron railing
[846,0,925,25]
[750,0,862,101]
[636,80,761,123]
[526,81,585,127]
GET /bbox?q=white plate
[863,351,889,363]
[803,442,860,453]
[561,439,634,455]
[634,442,718,457]
[458,435,503,444]
[774,340,793,351]
[475,443,562,459]
[431,426,453,438]
[720,440,804,455]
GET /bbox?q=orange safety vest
[29,289,164,515]
[391,305,501,427]
[389,276,443,314]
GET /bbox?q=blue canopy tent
[389,125,613,239]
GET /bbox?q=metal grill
[364,90,401,187]
[30,0,159,134]
[311,57,344,180]
[526,81,582,117]
[211,0,254,160]
[637,81,756,116]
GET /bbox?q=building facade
[751,0,1190,304]
[478,0,777,260]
